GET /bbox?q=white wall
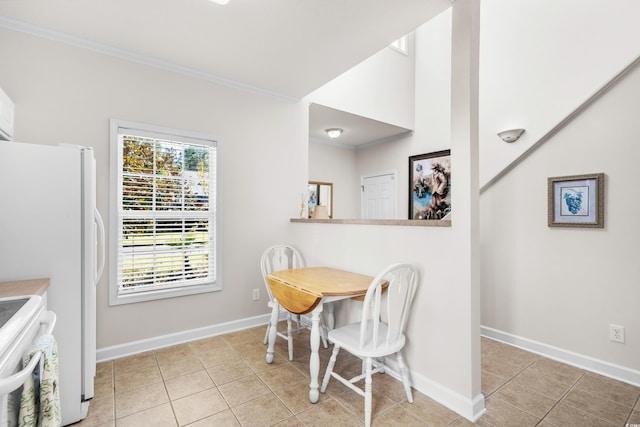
[308,142,359,219]
[480,61,640,374]
[309,35,416,130]
[0,27,308,348]
[479,0,640,187]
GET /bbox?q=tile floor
[73,324,640,426]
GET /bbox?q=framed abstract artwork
[408,150,451,220]
[548,173,604,228]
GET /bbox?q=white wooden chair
[320,263,419,427]
[261,244,327,361]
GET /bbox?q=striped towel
[18,334,61,427]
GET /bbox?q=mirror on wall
[308,181,333,218]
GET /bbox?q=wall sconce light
[497,128,525,143]
[325,128,343,139]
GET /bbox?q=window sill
[109,281,221,306]
[290,218,451,227]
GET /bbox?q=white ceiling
[0,0,450,100]
[309,104,411,148]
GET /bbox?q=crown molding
[0,14,299,103]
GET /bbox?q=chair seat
[328,322,406,358]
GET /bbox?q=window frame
[109,119,222,306]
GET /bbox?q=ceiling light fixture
[209,0,230,5]
[325,128,343,139]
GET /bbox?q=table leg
[265,301,280,364]
[309,305,322,403]
[326,301,335,330]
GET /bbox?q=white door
[361,173,396,219]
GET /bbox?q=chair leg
[396,352,413,403]
[286,315,294,361]
[320,325,329,348]
[263,322,269,345]
[364,357,373,427]
[320,345,340,393]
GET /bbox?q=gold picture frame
[548,173,604,228]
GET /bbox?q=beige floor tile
[543,402,617,427]
[115,402,177,427]
[274,379,324,414]
[115,381,168,418]
[95,361,114,384]
[373,373,412,403]
[186,409,241,426]
[207,359,253,386]
[400,392,460,426]
[333,383,396,423]
[114,364,163,393]
[492,381,557,418]
[295,398,360,427]
[189,335,230,354]
[561,387,631,426]
[94,375,114,399]
[231,393,293,427]
[75,395,115,427]
[218,374,272,407]
[158,354,204,380]
[481,396,540,427]
[509,368,572,400]
[482,352,527,379]
[574,371,640,407]
[524,357,584,385]
[230,339,270,359]
[628,409,640,423]
[113,351,157,375]
[272,416,304,427]
[490,344,539,370]
[155,343,196,363]
[258,362,308,391]
[371,405,426,426]
[482,370,508,397]
[222,327,264,346]
[164,369,215,400]
[198,345,241,368]
[172,388,229,426]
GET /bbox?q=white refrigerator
[0,141,105,425]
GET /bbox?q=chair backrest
[359,263,418,351]
[260,245,306,303]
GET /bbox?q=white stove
[0,295,55,427]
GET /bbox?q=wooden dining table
[265,266,376,403]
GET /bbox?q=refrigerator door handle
[94,207,105,285]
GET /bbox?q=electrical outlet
[609,324,625,343]
[252,288,260,301]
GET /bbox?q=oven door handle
[0,310,56,395]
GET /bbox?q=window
[109,120,219,305]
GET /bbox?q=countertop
[0,278,50,298]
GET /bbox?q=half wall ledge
[290,218,451,227]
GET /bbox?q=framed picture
[308,181,333,218]
[408,150,451,220]
[548,173,604,228]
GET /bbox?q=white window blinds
[113,125,217,302]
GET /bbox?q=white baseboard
[97,313,271,362]
[481,326,640,388]
[381,356,485,422]
[409,367,486,422]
